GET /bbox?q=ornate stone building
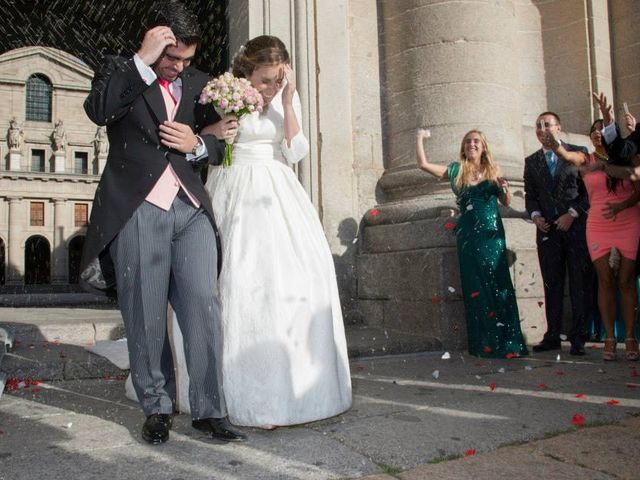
[0,46,105,289]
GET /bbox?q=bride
[130,35,352,427]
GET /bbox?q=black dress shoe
[532,340,561,353]
[142,413,173,444]
[570,342,586,356]
[192,418,247,442]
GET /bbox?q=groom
[80,1,245,444]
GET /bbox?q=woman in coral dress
[542,119,640,361]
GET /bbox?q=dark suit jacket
[604,123,639,162]
[79,55,224,295]
[523,143,590,224]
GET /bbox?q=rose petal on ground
[575,394,586,399]
[431,296,440,304]
[369,208,380,216]
[489,383,496,391]
[538,383,547,389]
[572,414,586,426]
[606,399,620,406]
[483,345,492,353]
[464,449,476,457]
[444,222,456,230]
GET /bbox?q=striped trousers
[110,192,226,419]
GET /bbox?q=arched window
[25,74,52,122]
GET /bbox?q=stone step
[0,307,442,382]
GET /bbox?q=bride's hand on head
[281,64,296,106]
[201,115,238,141]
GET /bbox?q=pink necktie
[158,78,177,104]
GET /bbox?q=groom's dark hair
[152,0,201,46]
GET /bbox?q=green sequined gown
[447,162,528,358]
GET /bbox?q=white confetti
[64,422,73,429]
[498,367,505,373]
[447,286,456,293]
[556,354,561,362]
[560,334,567,341]
[432,369,440,379]
[466,204,474,211]
[496,322,505,327]
[524,366,533,371]
[475,375,481,379]
[542,236,549,242]
[441,352,451,360]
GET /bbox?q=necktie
[158,78,177,104]
[545,150,557,176]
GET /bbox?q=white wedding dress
[147,88,352,426]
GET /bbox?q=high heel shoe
[624,338,639,361]
[603,338,617,361]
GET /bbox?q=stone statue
[52,120,67,152]
[8,117,24,149]
[94,126,108,155]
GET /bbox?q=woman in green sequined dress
[416,128,528,358]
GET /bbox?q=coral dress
[583,154,640,261]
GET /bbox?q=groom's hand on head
[138,26,177,66]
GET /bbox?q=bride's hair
[232,35,290,78]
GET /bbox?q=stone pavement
[1,306,639,479]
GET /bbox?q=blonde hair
[455,129,499,190]
[231,35,290,78]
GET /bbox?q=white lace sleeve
[281,90,310,164]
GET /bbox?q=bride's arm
[282,64,300,145]
[280,64,309,163]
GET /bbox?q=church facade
[0,47,104,290]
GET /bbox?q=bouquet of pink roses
[199,72,264,166]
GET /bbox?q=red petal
[571,414,586,426]
[627,384,637,389]
[471,291,480,298]
[444,222,456,230]
[431,296,440,304]
[606,399,620,406]
[538,383,547,389]
[489,383,496,391]
[464,449,476,457]
[453,324,460,332]
[575,394,586,399]
[556,371,565,376]
[505,352,519,359]
[369,208,380,217]
[483,345,492,353]
[31,388,41,393]
[487,311,496,318]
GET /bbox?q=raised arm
[539,130,587,167]
[416,129,448,179]
[84,26,176,126]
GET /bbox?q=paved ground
[1,306,640,479]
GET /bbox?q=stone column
[378,0,522,201]
[610,0,640,114]
[7,197,23,285]
[51,198,67,285]
[357,1,535,348]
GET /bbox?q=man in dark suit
[79,1,243,444]
[524,112,595,356]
